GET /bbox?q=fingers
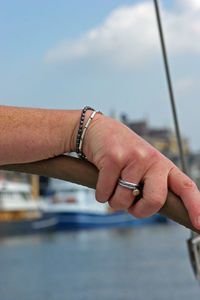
[95,158,121,203]
[168,167,200,229]
[86,114,200,230]
[128,162,168,218]
[108,161,144,210]
[96,155,169,217]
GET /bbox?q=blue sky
[1,0,200,151]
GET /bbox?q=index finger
[168,167,200,229]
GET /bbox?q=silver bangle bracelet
[76,107,102,160]
[78,110,97,156]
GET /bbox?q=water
[0,224,199,300]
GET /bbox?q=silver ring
[118,179,140,190]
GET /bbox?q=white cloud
[45,0,200,68]
[175,77,200,95]
[176,0,200,11]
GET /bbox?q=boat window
[0,191,29,200]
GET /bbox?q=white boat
[41,179,166,229]
[0,179,57,236]
[0,180,39,212]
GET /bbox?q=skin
[1,105,200,229]
[0,106,78,164]
[81,113,200,230]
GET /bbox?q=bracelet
[76,106,101,160]
[76,106,94,159]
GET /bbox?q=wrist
[70,109,82,152]
[71,107,103,159]
[81,111,104,160]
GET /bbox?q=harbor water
[0,224,199,300]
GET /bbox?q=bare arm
[1,105,200,229]
[0,105,81,165]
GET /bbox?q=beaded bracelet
[76,106,101,160]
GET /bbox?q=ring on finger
[118,178,141,196]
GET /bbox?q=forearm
[0,105,81,165]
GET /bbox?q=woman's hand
[83,114,200,229]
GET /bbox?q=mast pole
[153,0,200,281]
[153,0,187,174]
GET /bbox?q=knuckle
[131,146,159,165]
[107,150,125,167]
[182,178,197,191]
[148,195,164,210]
[116,198,130,209]
[129,193,165,219]
[109,196,131,210]
[132,147,148,163]
[129,203,149,219]
[149,148,160,162]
